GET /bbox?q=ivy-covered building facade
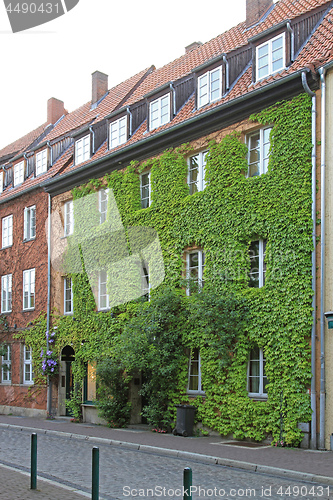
[1,0,333,450]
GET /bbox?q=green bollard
[183,467,192,499]
[92,446,99,500]
[30,433,37,490]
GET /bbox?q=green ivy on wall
[19,93,313,445]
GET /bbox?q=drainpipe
[301,70,317,449]
[89,126,95,155]
[170,83,176,116]
[47,141,53,166]
[319,67,326,450]
[286,22,294,62]
[127,107,133,137]
[46,193,52,417]
[223,54,230,91]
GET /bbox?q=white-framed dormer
[109,115,128,150]
[256,33,285,81]
[197,65,222,108]
[75,134,91,165]
[0,171,3,194]
[13,160,24,187]
[149,93,171,131]
[36,149,47,176]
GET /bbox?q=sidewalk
[0,462,89,499]
[0,413,332,497]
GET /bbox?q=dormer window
[75,134,90,165]
[198,66,222,108]
[0,171,3,194]
[14,161,24,187]
[109,116,127,149]
[256,33,285,81]
[36,149,47,176]
[149,94,170,131]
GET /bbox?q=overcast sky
[0,0,248,151]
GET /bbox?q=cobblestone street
[0,428,331,499]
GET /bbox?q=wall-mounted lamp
[324,311,333,329]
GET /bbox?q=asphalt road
[0,428,331,499]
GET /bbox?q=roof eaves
[248,19,291,43]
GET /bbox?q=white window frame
[247,127,272,177]
[98,270,110,311]
[248,346,267,399]
[63,277,73,315]
[188,151,207,194]
[186,249,205,296]
[187,348,204,394]
[1,274,12,313]
[23,268,35,311]
[149,94,170,130]
[140,172,150,209]
[249,239,266,288]
[1,345,11,383]
[2,214,13,248]
[23,345,33,385]
[64,201,74,237]
[256,33,285,81]
[36,149,47,176]
[197,66,222,108]
[99,188,108,224]
[0,171,3,194]
[75,134,91,165]
[23,205,36,241]
[13,161,24,187]
[109,116,127,149]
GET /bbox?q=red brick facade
[0,188,48,413]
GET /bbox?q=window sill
[1,245,13,250]
[248,394,268,401]
[23,238,36,243]
[22,308,35,313]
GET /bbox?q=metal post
[92,446,99,500]
[30,433,37,490]
[183,467,192,499]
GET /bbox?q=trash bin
[173,404,196,437]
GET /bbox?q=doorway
[59,345,75,416]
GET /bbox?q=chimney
[47,97,65,125]
[185,41,203,54]
[246,0,273,28]
[92,71,108,105]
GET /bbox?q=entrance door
[59,345,75,416]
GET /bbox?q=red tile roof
[0,122,49,163]
[1,0,333,198]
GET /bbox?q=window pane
[210,69,221,101]
[198,74,208,107]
